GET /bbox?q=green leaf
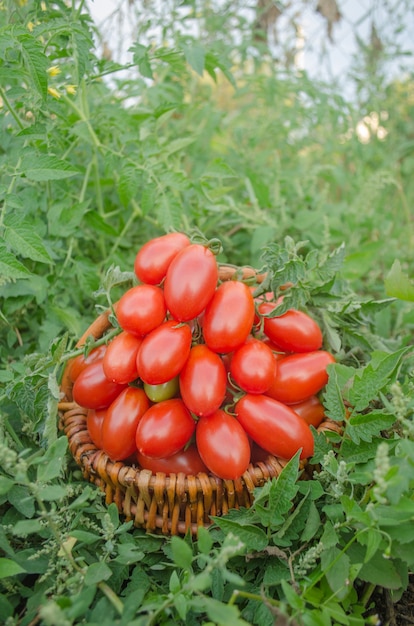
[19,153,79,181]
[349,348,410,411]
[3,218,53,264]
[192,596,250,625]
[358,552,402,590]
[0,477,14,495]
[37,436,68,482]
[321,546,350,600]
[0,558,26,579]
[211,518,267,552]
[197,525,213,555]
[384,259,414,301]
[183,43,205,76]
[118,165,140,207]
[18,33,48,99]
[130,42,153,78]
[163,136,195,157]
[346,410,396,443]
[170,536,193,570]
[84,561,113,586]
[0,243,32,280]
[253,452,301,527]
[323,364,347,421]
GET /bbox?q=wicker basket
[58,266,342,536]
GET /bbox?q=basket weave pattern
[58,268,342,536]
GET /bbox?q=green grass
[1,1,414,624]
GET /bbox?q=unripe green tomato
[143,377,180,403]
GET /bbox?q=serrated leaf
[316,243,346,283]
[346,410,396,444]
[3,220,53,264]
[211,518,267,551]
[385,259,414,301]
[130,42,153,78]
[20,154,79,181]
[349,348,410,411]
[118,165,140,207]
[18,34,48,99]
[323,363,347,421]
[253,452,301,527]
[0,244,32,279]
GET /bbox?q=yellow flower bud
[47,65,61,77]
[47,86,61,99]
[65,84,77,95]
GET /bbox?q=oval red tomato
[196,409,251,480]
[101,387,150,461]
[203,280,255,353]
[134,232,191,285]
[235,394,314,460]
[68,344,107,383]
[72,360,126,409]
[116,284,166,337]
[163,244,219,322]
[103,331,142,384]
[137,320,193,385]
[179,344,227,417]
[290,395,326,428]
[86,408,107,448]
[259,302,323,353]
[135,398,195,459]
[230,338,276,394]
[266,350,335,405]
[136,444,208,475]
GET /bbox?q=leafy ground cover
[1,1,414,625]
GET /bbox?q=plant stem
[98,582,124,616]
[0,86,25,130]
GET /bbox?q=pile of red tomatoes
[68,233,335,480]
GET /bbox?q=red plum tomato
[68,344,107,383]
[137,320,192,385]
[135,398,195,459]
[259,302,323,353]
[143,377,179,403]
[179,344,227,417]
[101,387,150,461]
[203,280,255,353]
[230,338,276,394]
[290,395,326,428]
[102,331,142,384]
[134,232,191,285]
[163,244,219,322]
[266,350,335,405]
[136,444,208,475]
[236,394,314,460]
[86,408,106,448]
[116,284,166,337]
[72,360,126,409]
[196,409,251,480]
